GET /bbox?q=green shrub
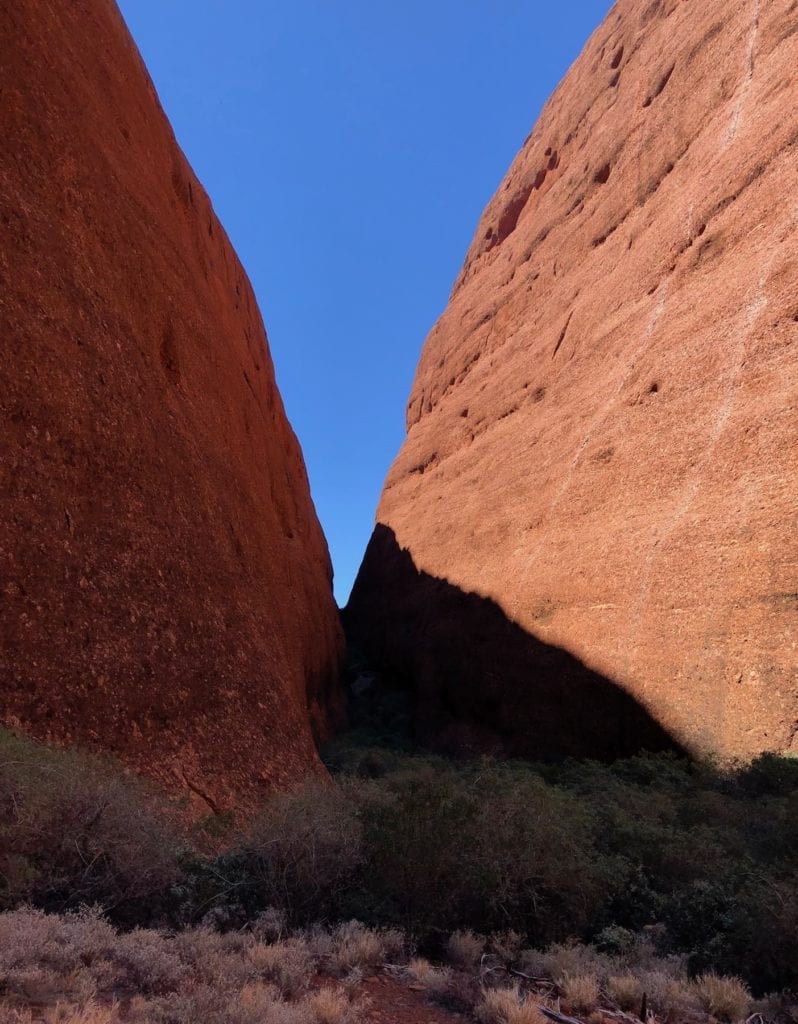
[234,779,363,925]
[468,764,613,944]
[0,729,183,921]
[175,743,798,994]
[10,721,798,997]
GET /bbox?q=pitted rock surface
[0,0,344,806]
[349,0,798,759]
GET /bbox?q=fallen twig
[508,967,552,983]
[540,1006,584,1024]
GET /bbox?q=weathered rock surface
[348,0,798,759]
[0,0,344,806]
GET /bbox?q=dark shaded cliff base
[345,525,681,761]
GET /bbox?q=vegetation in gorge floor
[0,905,793,1024]
[1,684,797,1022]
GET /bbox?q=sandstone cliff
[348,0,798,759]
[0,0,344,806]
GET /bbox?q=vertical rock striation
[348,0,798,759]
[0,0,344,806]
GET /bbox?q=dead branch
[540,1006,584,1024]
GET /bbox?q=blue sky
[117,0,611,604]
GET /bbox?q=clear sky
[117,0,611,604]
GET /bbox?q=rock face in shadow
[0,0,344,807]
[346,526,680,759]
[349,0,798,759]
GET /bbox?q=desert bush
[325,922,384,975]
[238,986,299,1024]
[43,1003,119,1024]
[302,921,402,976]
[335,760,614,942]
[0,730,183,922]
[6,721,798,999]
[560,973,600,1012]
[637,970,699,1020]
[304,988,367,1024]
[353,764,479,936]
[236,781,363,924]
[0,907,117,1006]
[303,926,335,963]
[132,982,365,1024]
[378,927,405,961]
[145,983,256,1024]
[171,927,255,991]
[607,973,644,1011]
[470,767,612,945]
[176,742,795,992]
[693,973,752,1022]
[252,908,288,943]
[750,991,798,1023]
[446,929,485,970]
[248,939,314,997]
[476,985,544,1024]
[489,931,525,965]
[104,928,187,995]
[728,872,798,994]
[0,906,116,971]
[594,926,683,976]
[0,910,371,1024]
[518,943,610,984]
[406,958,453,1000]
[216,747,798,994]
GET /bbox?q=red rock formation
[348,0,798,760]
[0,0,344,807]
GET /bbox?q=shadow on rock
[343,524,683,760]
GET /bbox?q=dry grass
[339,967,364,995]
[377,928,405,962]
[560,973,600,1013]
[43,1004,119,1024]
[751,991,798,1023]
[475,985,545,1024]
[512,941,713,1023]
[693,973,752,1022]
[326,923,383,976]
[248,939,314,997]
[489,932,525,966]
[2,1001,123,1024]
[304,988,368,1024]
[252,908,288,943]
[518,943,610,984]
[0,910,381,1024]
[140,981,282,1024]
[637,970,700,1020]
[446,930,485,970]
[406,958,453,999]
[0,908,763,1024]
[304,922,402,977]
[607,973,644,1012]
